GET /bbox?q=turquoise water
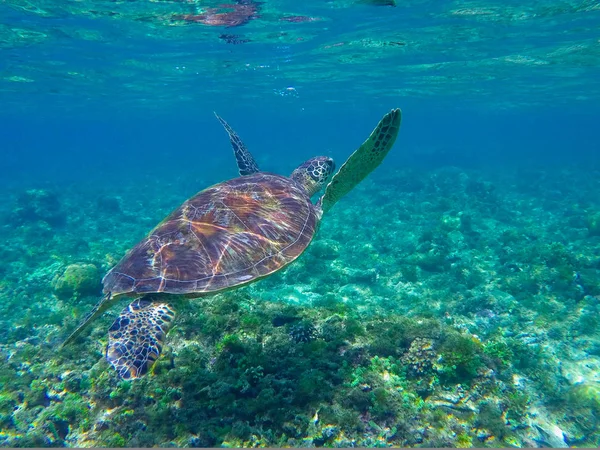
[1,0,600,447]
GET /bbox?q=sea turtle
[62,108,402,379]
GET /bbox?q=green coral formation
[587,211,600,237]
[52,264,102,299]
[1,165,600,447]
[0,294,520,447]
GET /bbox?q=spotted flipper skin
[214,112,259,176]
[320,108,401,214]
[106,297,176,379]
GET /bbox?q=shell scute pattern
[102,173,317,297]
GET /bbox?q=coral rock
[53,263,101,299]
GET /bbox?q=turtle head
[291,156,335,197]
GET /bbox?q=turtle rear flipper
[319,108,401,214]
[106,297,176,379]
[61,292,115,348]
[214,112,260,176]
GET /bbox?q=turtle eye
[309,157,335,183]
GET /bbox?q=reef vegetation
[1,165,599,447]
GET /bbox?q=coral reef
[1,165,599,447]
[9,189,65,227]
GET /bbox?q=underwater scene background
[1,0,600,447]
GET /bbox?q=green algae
[437,331,484,381]
[0,393,17,429]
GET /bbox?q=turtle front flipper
[319,108,401,214]
[214,112,260,176]
[106,297,176,379]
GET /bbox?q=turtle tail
[60,292,115,348]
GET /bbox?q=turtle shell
[103,173,318,297]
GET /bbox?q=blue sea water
[2,0,598,186]
[1,0,600,447]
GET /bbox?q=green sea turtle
[62,108,402,379]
